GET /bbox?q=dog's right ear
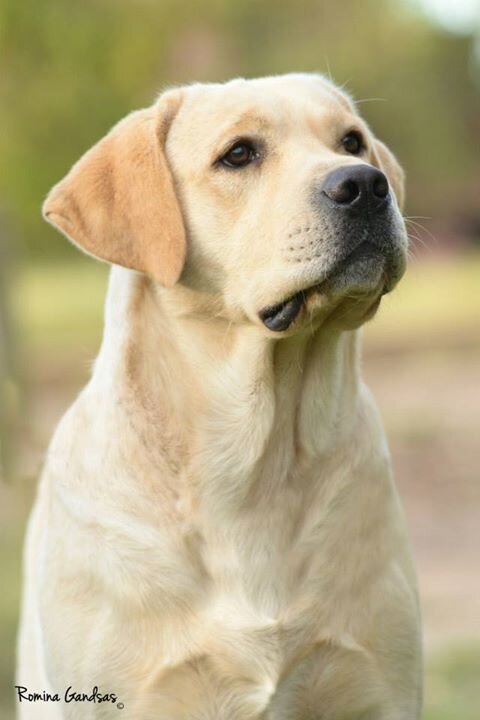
[42,91,186,287]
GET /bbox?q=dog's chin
[258,242,405,334]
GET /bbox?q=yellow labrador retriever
[17,74,422,719]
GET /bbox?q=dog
[17,73,422,719]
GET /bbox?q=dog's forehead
[169,74,357,139]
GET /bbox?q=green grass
[423,645,480,720]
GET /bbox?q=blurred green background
[1,0,480,717]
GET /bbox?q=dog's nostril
[324,179,360,205]
[339,180,359,204]
[373,175,389,199]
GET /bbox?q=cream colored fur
[17,74,422,719]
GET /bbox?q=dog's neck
[95,269,362,498]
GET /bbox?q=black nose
[321,165,389,213]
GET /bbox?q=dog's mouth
[259,241,391,332]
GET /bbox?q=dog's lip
[258,291,306,332]
[259,241,388,332]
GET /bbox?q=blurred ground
[1,250,479,718]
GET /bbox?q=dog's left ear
[373,140,405,211]
[42,91,186,287]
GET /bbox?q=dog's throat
[259,292,304,331]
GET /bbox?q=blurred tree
[0,0,478,259]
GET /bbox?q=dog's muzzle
[258,164,406,333]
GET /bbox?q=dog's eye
[342,131,364,155]
[220,141,258,168]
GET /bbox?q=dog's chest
[122,526,385,720]
[123,496,386,719]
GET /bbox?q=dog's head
[44,74,407,333]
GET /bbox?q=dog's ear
[372,139,405,212]
[42,91,186,287]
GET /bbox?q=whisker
[355,97,387,105]
[337,78,353,94]
[403,215,432,221]
[411,238,428,253]
[407,235,429,254]
[406,244,420,261]
[406,228,429,251]
[404,218,439,248]
[323,53,333,84]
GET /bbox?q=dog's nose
[321,165,389,212]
